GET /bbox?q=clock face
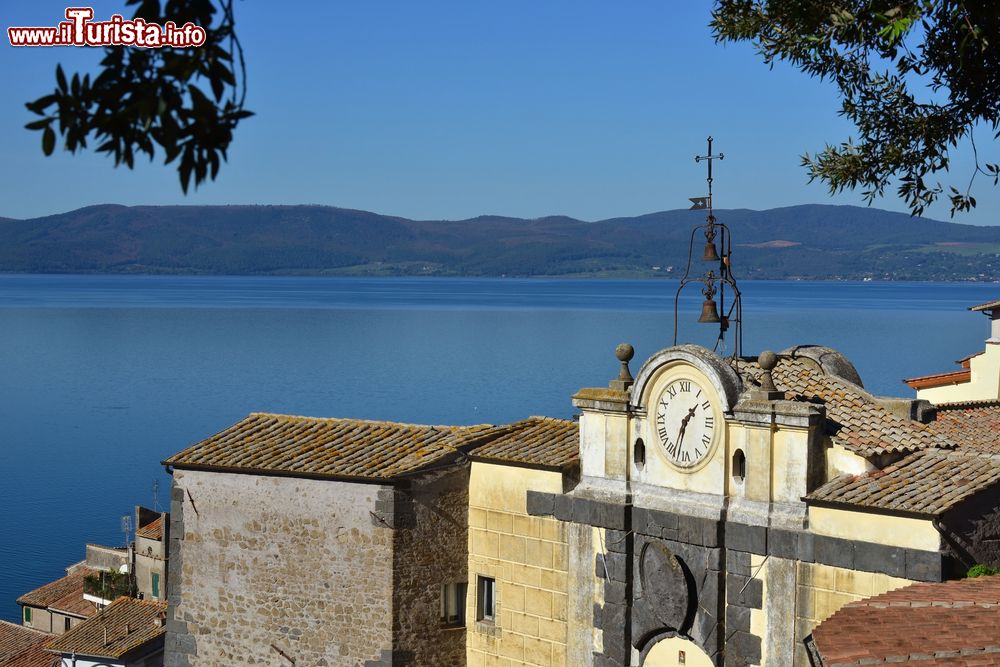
[654,377,719,468]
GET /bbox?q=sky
[2,1,999,224]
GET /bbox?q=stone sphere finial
[610,343,635,392]
[615,343,635,363]
[759,350,777,372]
[758,350,779,394]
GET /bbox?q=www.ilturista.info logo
[8,7,206,48]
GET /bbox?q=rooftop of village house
[0,620,51,665]
[44,597,167,660]
[808,574,1000,665]
[15,566,98,619]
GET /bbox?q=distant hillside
[1,203,999,280]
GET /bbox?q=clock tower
[564,343,827,667]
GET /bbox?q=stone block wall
[793,562,910,667]
[467,463,570,667]
[165,470,394,667]
[389,467,470,667]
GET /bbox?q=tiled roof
[16,568,98,619]
[737,356,954,457]
[928,401,1000,453]
[811,575,1000,665]
[469,417,579,469]
[969,299,1000,312]
[3,642,56,667]
[45,598,166,660]
[902,368,971,390]
[163,413,501,481]
[0,621,51,662]
[135,516,162,540]
[806,449,1000,516]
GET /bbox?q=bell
[698,298,721,323]
[702,241,721,262]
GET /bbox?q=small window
[732,449,746,483]
[476,576,495,622]
[64,617,71,632]
[151,572,160,599]
[440,582,466,626]
[23,607,31,624]
[634,438,645,467]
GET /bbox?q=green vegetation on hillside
[1,203,999,281]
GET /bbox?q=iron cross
[694,136,724,203]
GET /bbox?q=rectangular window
[23,607,31,624]
[439,582,466,626]
[476,576,495,622]
[151,572,160,598]
[64,617,71,632]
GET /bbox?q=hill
[0,203,999,280]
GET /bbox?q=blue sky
[2,1,998,224]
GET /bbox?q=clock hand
[675,405,698,452]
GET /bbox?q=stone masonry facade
[387,467,470,667]
[165,470,394,667]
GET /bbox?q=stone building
[162,414,560,667]
[160,309,1000,666]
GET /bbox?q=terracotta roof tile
[812,575,1000,665]
[135,516,162,540]
[736,356,954,457]
[163,413,502,481]
[16,568,98,619]
[806,449,1000,516]
[470,417,579,469]
[3,642,57,667]
[0,621,51,662]
[45,598,166,660]
[929,401,1000,453]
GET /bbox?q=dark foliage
[712,1,1000,216]
[24,0,252,193]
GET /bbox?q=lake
[0,275,996,622]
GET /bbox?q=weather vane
[673,136,743,357]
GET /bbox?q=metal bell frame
[673,136,744,358]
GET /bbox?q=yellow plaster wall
[793,562,911,667]
[826,444,873,479]
[808,506,941,551]
[467,462,570,667]
[917,342,1000,403]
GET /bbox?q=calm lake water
[0,275,996,621]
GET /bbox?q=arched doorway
[642,636,714,667]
